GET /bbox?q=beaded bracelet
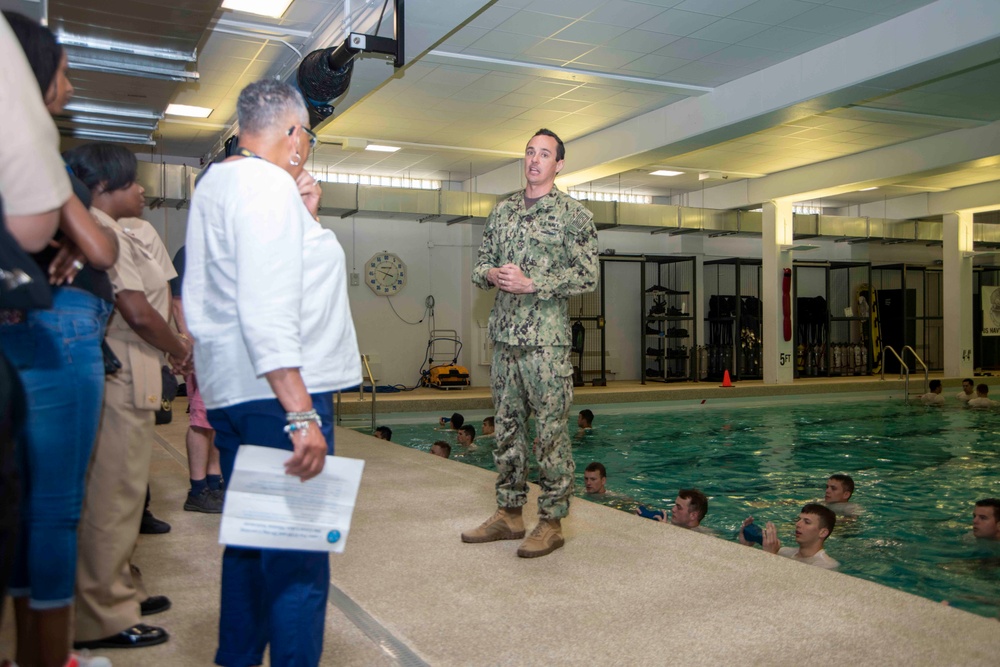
[284,409,322,436]
[286,409,319,422]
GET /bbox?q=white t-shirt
[967,397,994,408]
[777,547,839,570]
[0,16,70,216]
[920,392,945,405]
[184,158,361,409]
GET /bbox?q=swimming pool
[361,394,1000,618]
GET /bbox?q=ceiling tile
[495,10,575,38]
[702,44,790,69]
[495,92,540,108]
[781,5,869,32]
[469,4,520,30]
[526,0,608,19]
[672,0,759,17]
[467,30,543,55]
[571,46,645,69]
[728,0,815,23]
[620,53,690,75]
[553,20,631,44]
[654,37,728,60]
[643,8,721,36]
[689,18,771,44]
[523,38,595,62]
[738,25,828,51]
[606,28,682,53]
[665,60,753,86]
[444,26,492,49]
[583,2,669,29]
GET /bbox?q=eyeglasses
[288,125,318,148]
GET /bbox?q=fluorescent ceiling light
[221,0,294,19]
[650,170,683,177]
[166,104,213,118]
[366,144,401,152]
[860,186,879,191]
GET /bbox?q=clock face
[366,252,406,296]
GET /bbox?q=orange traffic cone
[721,370,734,388]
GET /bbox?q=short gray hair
[237,78,307,136]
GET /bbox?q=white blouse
[184,158,361,410]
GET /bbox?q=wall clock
[366,251,406,296]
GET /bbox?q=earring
[290,151,301,167]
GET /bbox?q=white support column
[942,211,974,377]
[762,199,795,384]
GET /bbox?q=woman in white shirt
[184,79,360,667]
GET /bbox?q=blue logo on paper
[326,530,341,544]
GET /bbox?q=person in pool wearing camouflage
[461,128,598,558]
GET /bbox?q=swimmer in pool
[957,378,975,403]
[739,503,839,570]
[583,462,606,495]
[430,441,451,459]
[640,489,715,536]
[824,473,861,517]
[967,384,994,408]
[577,409,593,430]
[919,379,945,405]
[481,416,495,438]
[972,498,1000,541]
[374,425,392,441]
[438,412,465,430]
[456,424,477,450]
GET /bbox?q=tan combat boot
[461,506,525,543]
[517,518,564,558]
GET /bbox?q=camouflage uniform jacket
[473,186,598,347]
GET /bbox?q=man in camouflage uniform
[461,129,598,558]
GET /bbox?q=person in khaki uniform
[63,143,192,651]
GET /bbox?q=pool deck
[335,373,969,416]
[3,376,998,666]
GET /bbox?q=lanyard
[237,147,261,160]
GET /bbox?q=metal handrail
[880,345,910,403]
[902,346,929,394]
[336,353,377,432]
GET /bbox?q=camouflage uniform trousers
[490,341,574,519]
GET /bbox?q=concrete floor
[3,377,999,666]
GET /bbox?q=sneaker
[461,507,525,543]
[645,284,667,294]
[645,347,662,357]
[66,650,112,667]
[517,519,564,558]
[139,510,171,535]
[184,487,223,514]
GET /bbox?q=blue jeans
[0,287,112,609]
[208,392,334,667]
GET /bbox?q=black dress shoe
[139,509,171,534]
[140,595,171,616]
[73,623,169,649]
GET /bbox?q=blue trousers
[0,288,111,608]
[208,393,334,667]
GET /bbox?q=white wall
[321,215,485,388]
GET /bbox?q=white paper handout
[219,444,365,553]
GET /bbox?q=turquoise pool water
[362,395,1000,618]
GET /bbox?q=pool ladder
[335,353,376,432]
[881,346,929,403]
